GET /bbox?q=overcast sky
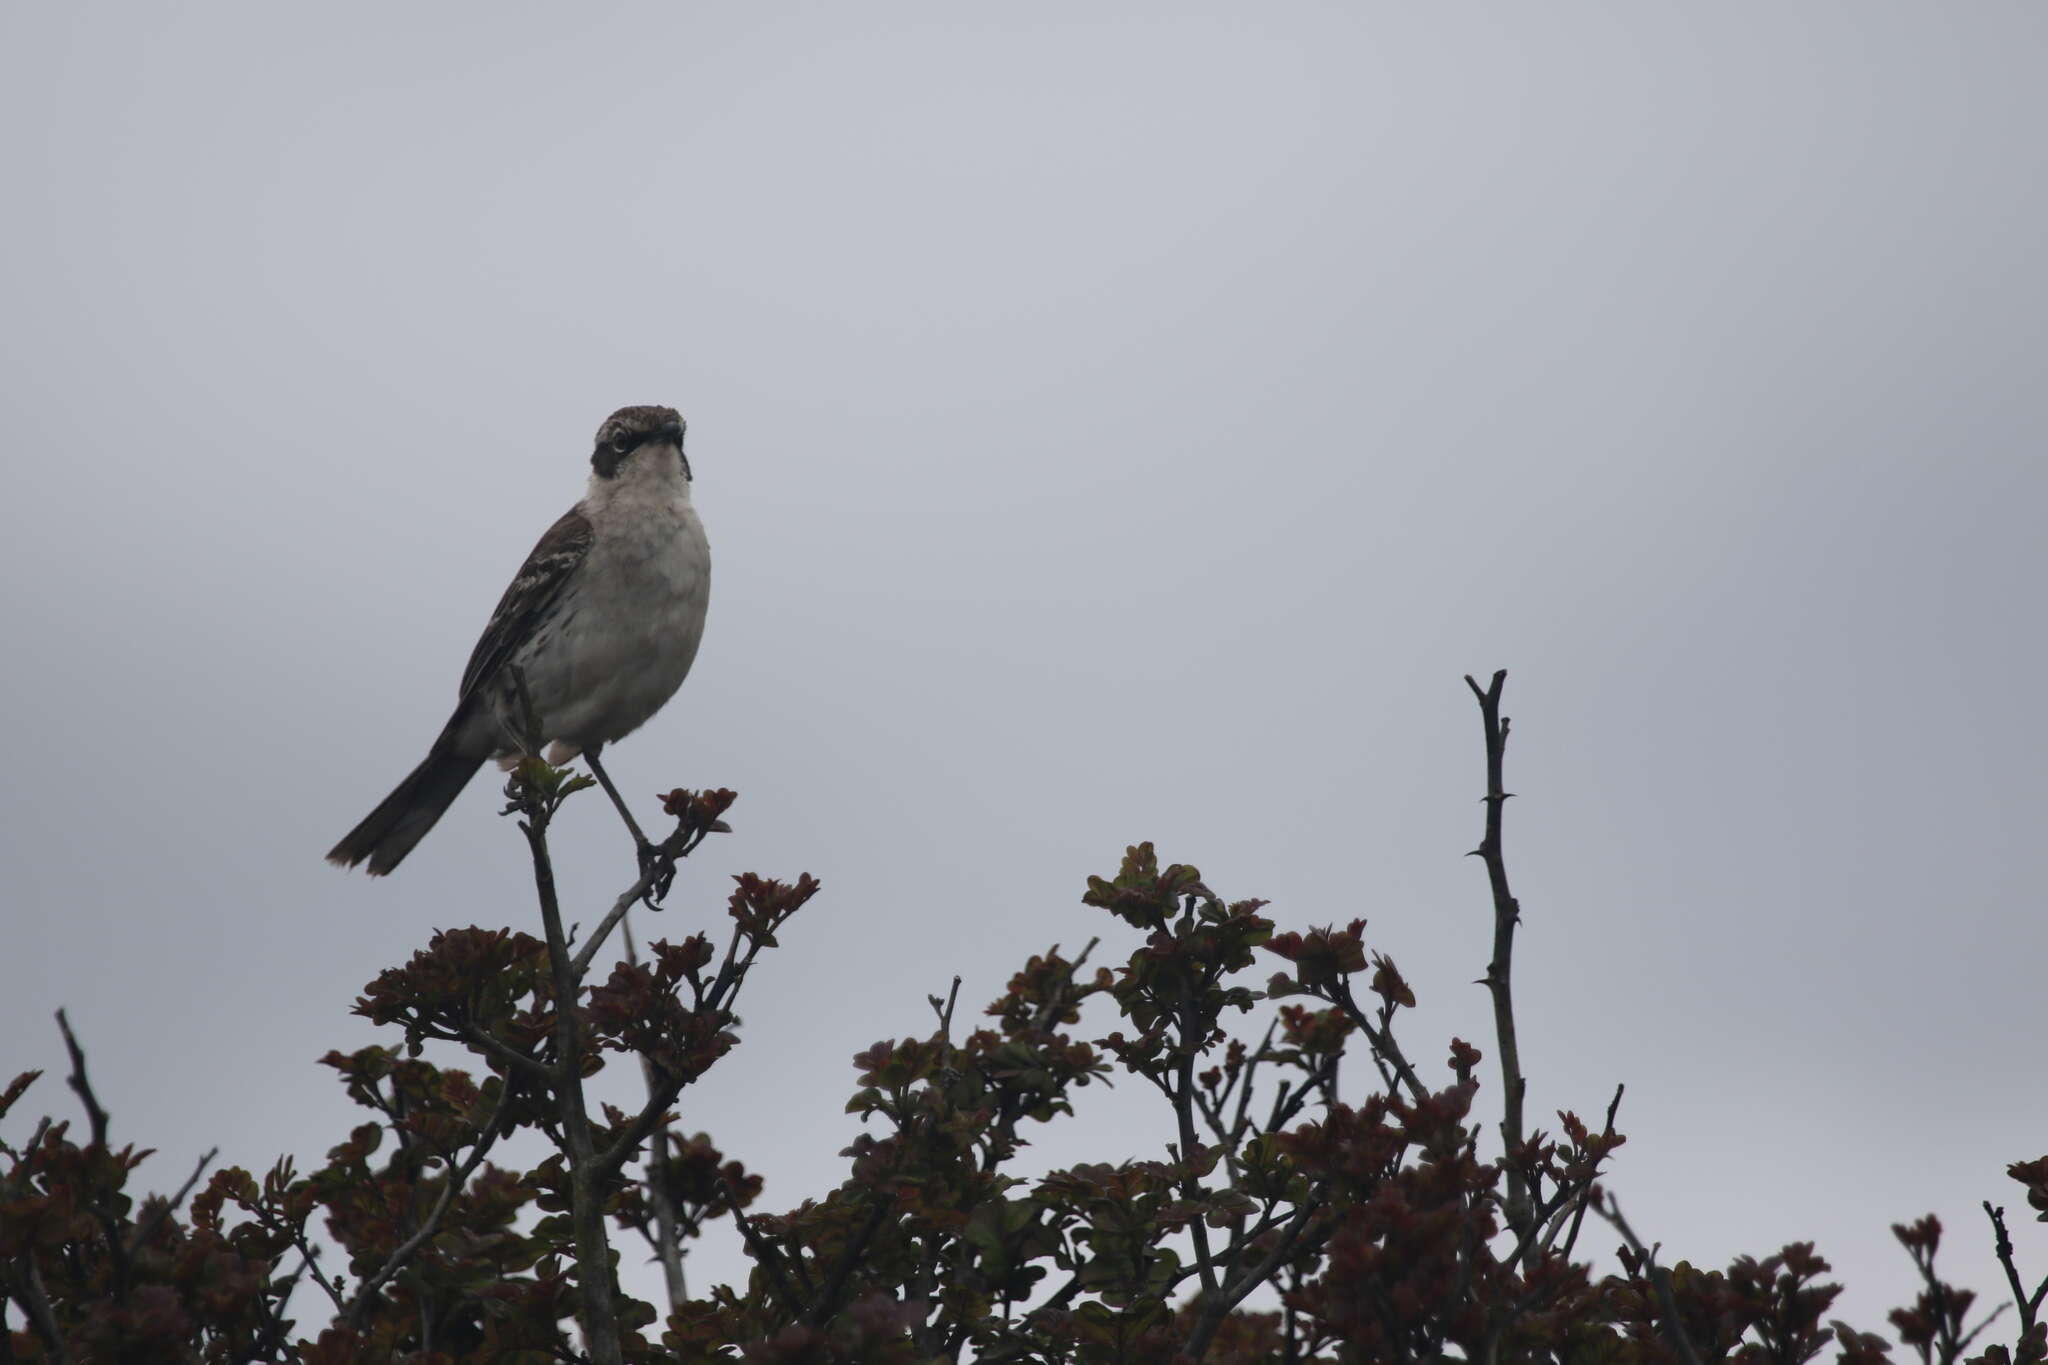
[3,1,2044,1336]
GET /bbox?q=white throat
[584,442,693,514]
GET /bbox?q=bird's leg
[583,744,655,865]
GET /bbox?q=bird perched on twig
[328,404,711,875]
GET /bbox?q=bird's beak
[659,419,690,481]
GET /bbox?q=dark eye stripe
[592,431,650,479]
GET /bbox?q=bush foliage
[4,676,2043,1364]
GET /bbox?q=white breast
[506,458,711,760]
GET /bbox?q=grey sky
[3,2,2044,1332]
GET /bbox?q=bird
[327,404,711,875]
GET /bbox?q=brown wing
[457,506,594,703]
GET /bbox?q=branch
[1984,1202,2048,1342]
[571,810,726,981]
[1599,1193,1704,1365]
[1329,983,1428,1103]
[521,796,624,1365]
[1175,979,1221,1297]
[453,1023,554,1082]
[979,942,1098,1175]
[345,1078,520,1326]
[621,919,687,1312]
[126,1147,218,1262]
[723,1170,807,1320]
[53,1012,108,1151]
[1559,1084,1625,1262]
[290,1239,347,1314]
[594,1070,690,1186]
[16,1259,73,1365]
[1465,669,1532,1235]
[1185,1196,1328,1362]
[805,1194,894,1327]
[54,1012,132,1293]
[575,867,672,981]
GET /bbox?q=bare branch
[1464,669,1532,1235]
[53,1012,134,1294]
[53,1012,108,1151]
[1984,1202,2048,1341]
[929,975,963,1037]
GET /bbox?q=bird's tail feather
[326,747,486,876]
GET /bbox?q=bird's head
[591,405,689,482]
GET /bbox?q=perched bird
[328,404,711,875]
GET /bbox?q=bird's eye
[611,434,635,452]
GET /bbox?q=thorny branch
[1466,669,1532,1236]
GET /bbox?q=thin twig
[1185,1197,1328,1362]
[291,1239,348,1314]
[126,1147,218,1260]
[53,1012,108,1150]
[1559,1084,1625,1262]
[1175,977,1222,1297]
[1599,1193,1705,1365]
[1329,984,1428,1103]
[455,1023,554,1081]
[930,976,963,1036]
[595,1081,680,1181]
[622,918,687,1312]
[54,1011,133,1294]
[1983,1202,2048,1341]
[723,1171,806,1319]
[573,854,680,980]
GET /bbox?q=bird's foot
[636,838,673,908]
